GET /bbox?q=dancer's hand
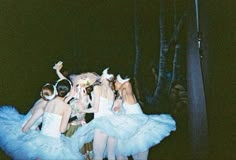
[81,120,86,126]
[113,106,120,112]
[53,61,63,70]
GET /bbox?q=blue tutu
[71,113,176,157]
[0,106,28,156]
[116,114,176,156]
[0,106,84,160]
[70,114,149,151]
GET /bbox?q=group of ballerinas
[0,61,176,160]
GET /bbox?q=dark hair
[85,80,101,99]
[56,79,71,97]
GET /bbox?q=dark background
[0,0,234,159]
[0,0,139,111]
[201,0,235,159]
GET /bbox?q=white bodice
[123,102,143,114]
[94,97,114,118]
[22,111,43,130]
[41,112,62,138]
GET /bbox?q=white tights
[116,155,128,160]
[116,150,149,160]
[132,150,149,160]
[93,129,117,160]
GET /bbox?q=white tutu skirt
[0,106,26,156]
[116,114,176,156]
[12,130,84,160]
[71,114,149,151]
[0,106,84,160]
[71,113,176,156]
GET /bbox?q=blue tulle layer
[71,113,176,156]
[0,106,84,160]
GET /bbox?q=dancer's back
[41,112,62,138]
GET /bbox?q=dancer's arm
[124,82,134,95]
[81,86,100,113]
[112,98,122,112]
[22,108,44,132]
[60,105,72,133]
[53,61,66,79]
[123,82,137,104]
[53,61,76,103]
[64,87,76,103]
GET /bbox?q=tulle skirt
[0,106,26,157]
[13,130,84,160]
[0,105,176,159]
[0,106,84,160]
[116,114,176,156]
[71,113,176,156]
[64,124,93,160]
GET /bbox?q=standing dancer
[79,68,116,160]
[113,74,176,160]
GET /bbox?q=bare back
[122,82,137,105]
[45,98,67,114]
[44,97,71,133]
[30,99,48,115]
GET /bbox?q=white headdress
[44,89,57,100]
[70,72,99,99]
[116,74,130,84]
[70,72,98,88]
[102,68,114,81]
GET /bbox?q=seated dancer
[113,74,176,160]
[0,82,56,158]
[18,79,84,160]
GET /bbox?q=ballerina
[74,69,116,160]
[0,83,56,158]
[18,79,84,160]
[113,74,176,160]
[71,69,147,159]
[53,61,93,159]
[71,69,176,160]
[22,83,57,131]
